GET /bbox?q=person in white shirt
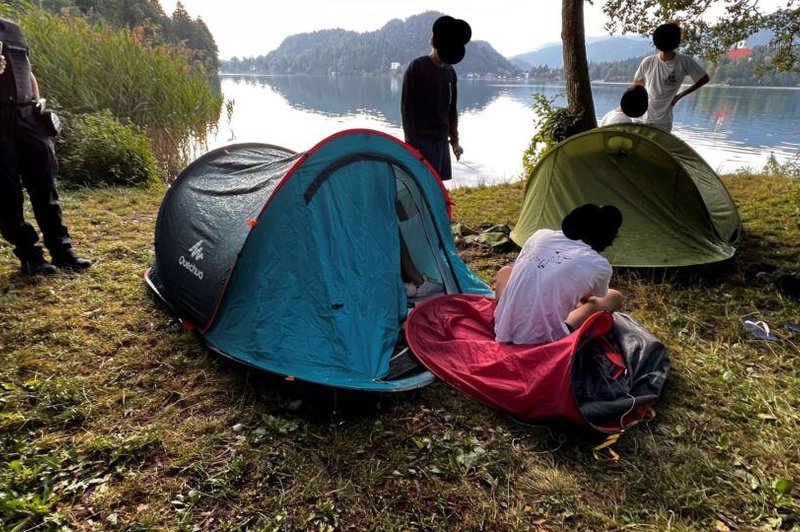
[633,23,709,132]
[494,204,624,345]
[599,85,648,127]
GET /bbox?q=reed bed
[15,6,222,176]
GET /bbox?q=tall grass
[15,6,222,176]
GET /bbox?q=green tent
[511,124,741,267]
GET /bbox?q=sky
[158,0,790,60]
[158,1,612,60]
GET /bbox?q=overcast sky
[158,1,789,60]
[158,1,613,59]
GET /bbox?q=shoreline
[589,80,800,90]
[218,72,800,91]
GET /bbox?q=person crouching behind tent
[494,204,624,345]
[599,85,648,127]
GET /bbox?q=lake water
[207,75,800,188]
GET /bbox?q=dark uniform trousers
[0,108,70,261]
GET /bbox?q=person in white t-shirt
[634,23,709,132]
[493,204,624,345]
[599,85,649,127]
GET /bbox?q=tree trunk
[562,0,597,132]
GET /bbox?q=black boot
[51,248,91,270]
[19,249,58,276]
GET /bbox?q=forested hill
[36,0,219,73]
[222,11,519,76]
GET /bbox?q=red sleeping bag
[405,294,670,434]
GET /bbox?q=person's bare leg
[565,289,624,330]
[494,265,513,302]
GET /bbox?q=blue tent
[146,129,491,391]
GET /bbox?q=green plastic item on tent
[511,124,742,267]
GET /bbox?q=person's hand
[451,142,463,161]
[0,55,6,76]
[34,98,46,112]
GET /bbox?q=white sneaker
[404,282,418,298]
[405,277,444,300]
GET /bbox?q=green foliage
[522,94,579,175]
[222,11,519,77]
[764,152,800,179]
[527,64,566,82]
[40,0,166,27]
[56,111,160,187]
[38,0,81,12]
[83,432,162,467]
[33,0,220,75]
[0,458,65,530]
[0,377,86,530]
[168,2,219,74]
[306,500,340,532]
[0,3,15,17]
[602,0,799,73]
[706,46,800,86]
[15,6,221,176]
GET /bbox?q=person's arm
[587,261,612,300]
[448,70,463,160]
[633,57,647,86]
[31,72,48,112]
[671,73,709,106]
[672,58,709,106]
[31,72,40,100]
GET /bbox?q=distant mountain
[510,36,653,69]
[222,11,519,77]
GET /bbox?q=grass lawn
[1,174,798,530]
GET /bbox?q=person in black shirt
[399,16,471,298]
[0,17,90,275]
[401,15,471,181]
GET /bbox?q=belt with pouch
[0,102,35,120]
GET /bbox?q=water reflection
[227,74,504,126]
[211,75,800,187]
